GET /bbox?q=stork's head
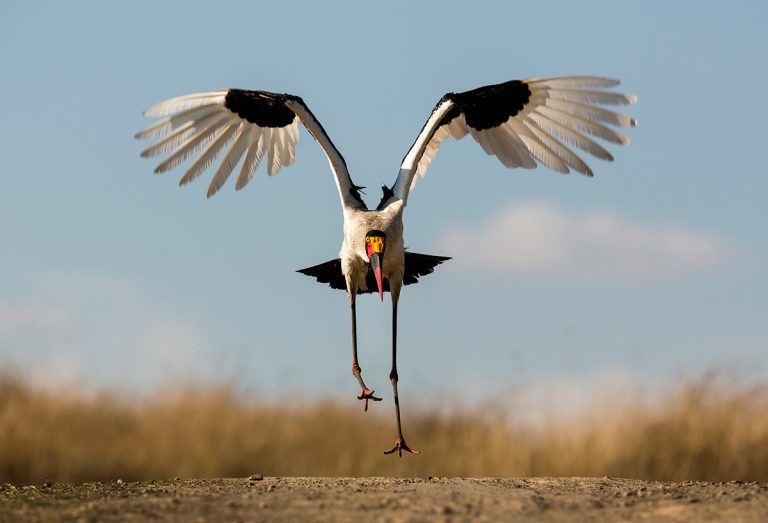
[365,230,386,301]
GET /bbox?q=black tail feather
[296,258,347,290]
[401,252,452,285]
[297,252,451,294]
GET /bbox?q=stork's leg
[384,298,420,456]
[350,293,381,411]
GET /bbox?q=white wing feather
[179,118,240,186]
[235,126,264,191]
[207,123,250,198]
[142,90,228,117]
[153,112,231,174]
[135,105,221,141]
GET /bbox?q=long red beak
[368,251,384,302]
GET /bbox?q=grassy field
[2,373,767,485]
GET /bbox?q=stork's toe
[357,388,382,411]
[384,437,420,457]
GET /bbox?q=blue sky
[2,1,766,411]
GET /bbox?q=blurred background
[1,1,767,483]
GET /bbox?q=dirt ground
[2,476,767,523]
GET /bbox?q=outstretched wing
[391,76,637,207]
[136,89,367,210]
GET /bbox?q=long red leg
[350,294,381,411]
[384,298,419,456]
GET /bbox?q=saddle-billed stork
[136,76,636,456]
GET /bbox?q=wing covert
[136,89,367,210]
[392,76,637,207]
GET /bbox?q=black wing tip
[446,80,531,131]
[224,89,297,128]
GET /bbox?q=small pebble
[249,474,264,481]
[116,479,124,486]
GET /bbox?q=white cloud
[436,201,739,281]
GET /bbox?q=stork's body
[342,202,405,297]
[137,76,636,455]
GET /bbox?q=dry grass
[2,374,768,484]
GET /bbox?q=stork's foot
[357,388,382,411]
[384,437,420,457]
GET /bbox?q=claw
[384,437,420,457]
[357,388,382,411]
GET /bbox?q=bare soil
[2,476,767,522]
